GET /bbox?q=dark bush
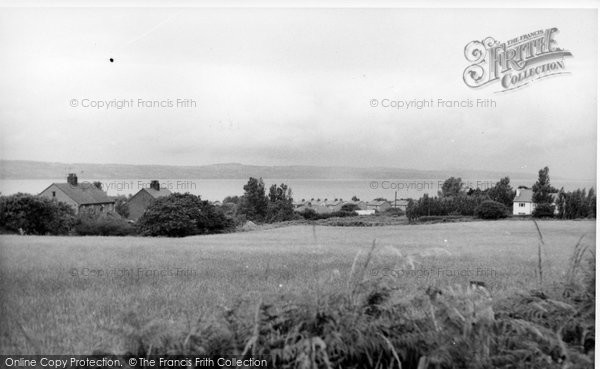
[474,200,508,219]
[137,193,233,237]
[113,195,130,218]
[340,203,360,213]
[533,203,555,218]
[383,207,404,216]
[297,208,358,220]
[417,215,468,223]
[0,193,75,235]
[74,210,136,236]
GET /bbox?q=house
[127,180,172,221]
[392,199,409,212]
[356,209,376,216]
[512,188,559,216]
[513,188,535,215]
[39,173,115,214]
[366,200,392,212]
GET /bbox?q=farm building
[127,180,172,221]
[39,173,115,214]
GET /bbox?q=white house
[512,188,559,216]
[513,188,535,215]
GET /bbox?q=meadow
[0,219,595,358]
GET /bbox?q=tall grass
[104,230,595,369]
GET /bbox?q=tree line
[406,167,596,221]
[0,169,595,236]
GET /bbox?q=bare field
[0,219,595,354]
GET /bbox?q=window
[52,191,56,197]
[519,203,525,207]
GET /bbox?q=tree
[351,195,360,202]
[0,193,75,235]
[532,167,557,204]
[487,177,516,208]
[556,187,596,219]
[587,188,596,217]
[533,203,555,218]
[474,200,508,219]
[439,177,465,197]
[223,196,241,204]
[265,183,295,222]
[237,177,268,222]
[114,195,130,218]
[93,181,103,190]
[137,193,233,237]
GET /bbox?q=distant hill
[0,160,540,181]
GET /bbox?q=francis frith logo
[463,28,572,92]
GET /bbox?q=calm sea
[0,178,595,202]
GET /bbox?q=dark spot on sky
[109,58,114,63]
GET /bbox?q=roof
[513,189,558,203]
[367,200,390,206]
[143,187,172,199]
[513,189,533,203]
[45,183,114,205]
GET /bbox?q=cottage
[127,180,172,221]
[39,173,115,214]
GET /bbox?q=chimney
[150,180,160,191]
[67,173,78,186]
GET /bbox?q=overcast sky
[0,7,596,179]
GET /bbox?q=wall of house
[39,185,80,213]
[513,202,534,215]
[128,190,156,221]
[80,203,115,214]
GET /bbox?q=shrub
[533,203,555,218]
[265,200,296,223]
[383,207,404,216]
[113,195,130,219]
[137,193,233,237]
[297,208,357,220]
[0,193,75,235]
[74,210,136,236]
[474,200,508,219]
[340,203,360,213]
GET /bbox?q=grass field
[0,219,595,355]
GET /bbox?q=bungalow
[512,188,559,216]
[127,180,172,221]
[39,173,115,214]
[393,199,410,212]
[366,200,392,212]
